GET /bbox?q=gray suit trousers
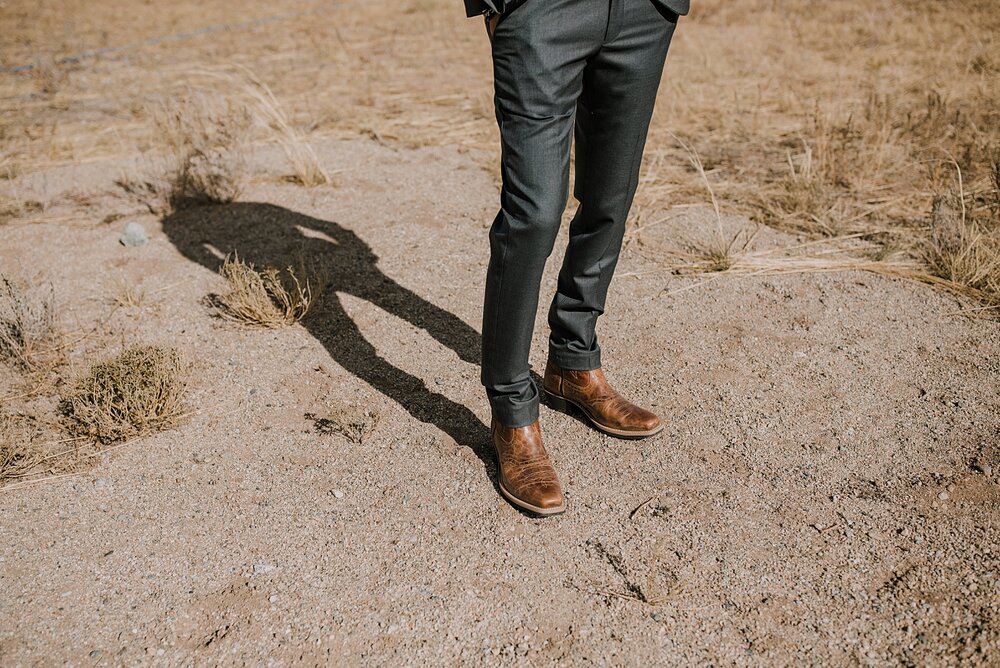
[482,0,678,427]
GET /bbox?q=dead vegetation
[114,69,330,213]
[0,273,58,369]
[0,411,42,485]
[2,0,997,311]
[305,407,380,445]
[211,253,317,328]
[63,345,186,444]
[224,69,332,187]
[924,188,1000,305]
[154,93,253,208]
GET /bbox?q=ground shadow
[161,202,493,473]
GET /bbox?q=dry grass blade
[0,273,57,369]
[212,253,317,328]
[198,67,331,187]
[669,132,757,271]
[64,346,187,445]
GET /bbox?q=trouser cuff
[487,389,540,428]
[547,345,602,371]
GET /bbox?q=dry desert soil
[2,0,1000,664]
[1,137,998,666]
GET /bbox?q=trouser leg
[547,0,679,370]
[481,0,605,428]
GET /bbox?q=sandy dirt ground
[0,136,998,665]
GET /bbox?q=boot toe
[534,483,565,510]
[635,410,662,432]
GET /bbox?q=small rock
[93,478,107,490]
[253,563,276,574]
[983,464,994,477]
[269,594,278,603]
[332,489,345,499]
[938,491,950,501]
[119,222,148,247]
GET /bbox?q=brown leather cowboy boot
[491,419,566,516]
[542,360,663,439]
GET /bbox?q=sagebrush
[64,346,187,444]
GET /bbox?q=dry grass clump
[923,190,1000,305]
[64,346,186,444]
[211,253,317,327]
[0,411,42,485]
[756,99,906,237]
[0,274,57,369]
[127,71,329,212]
[154,93,253,208]
[229,70,331,187]
[666,133,758,273]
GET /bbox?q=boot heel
[544,390,572,414]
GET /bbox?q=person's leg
[482,0,606,428]
[547,0,679,371]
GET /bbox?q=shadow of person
[161,201,493,473]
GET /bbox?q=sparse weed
[64,346,187,444]
[153,93,253,208]
[110,275,146,309]
[0,411,42,485]
[190,68,331,187]
[924,192,1000,301]
[670,133,756,271]
[0,273,57,369]
[211,253,317,327]
[234,70,331,187]
[305,408,380,444]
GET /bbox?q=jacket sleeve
[464,0,500,18]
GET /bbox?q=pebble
[119,222,148,247]
[332,489,345,499]
[93,478,107,490]
[253,563,276,574]
[938,491,950,501]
